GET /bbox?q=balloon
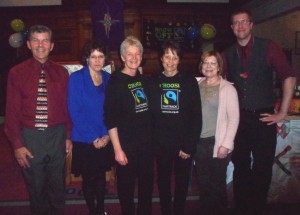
[10,19,25,32]
[9,33,23,48]
[187,25,200,41]
[200,24,216,40]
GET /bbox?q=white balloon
[9,33,23,48]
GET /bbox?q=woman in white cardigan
[194,50,240,215]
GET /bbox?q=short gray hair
[120,36,143,57]
[28,25,52,41]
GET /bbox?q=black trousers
[116,149,154,215]
[232,109,276,215]
[21,125,66,215]
[156,151,193,215]
[194,136,231,215]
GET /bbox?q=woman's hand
[217,146,229,159]
[114,149,128,166]
[179,150,191,159]
[93,135,110,149]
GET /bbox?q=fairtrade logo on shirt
[161,89,179,111]
[131,87,148,112]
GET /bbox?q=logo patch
[161,89,179,110]
[131,88,148,111]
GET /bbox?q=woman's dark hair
[81,40,107,65]
[160,40,183,59]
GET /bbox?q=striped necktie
[35,64,48,130]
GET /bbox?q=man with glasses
[222,9,296,215]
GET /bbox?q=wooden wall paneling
[124,8,142,38]
[50,14,78,61]
[77,10,93,62]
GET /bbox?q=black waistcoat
[225,37,275,110]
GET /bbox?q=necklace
[91,71,102,86]
[200,79,220,101]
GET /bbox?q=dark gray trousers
[194,136,231,215]
[21,125,66,215]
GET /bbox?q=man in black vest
[223,9,296,215]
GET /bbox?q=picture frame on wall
[295,31,300,55]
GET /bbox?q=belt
[241,107,274,114]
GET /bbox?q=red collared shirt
[5,58,71,149]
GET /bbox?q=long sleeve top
[5,58,71,150]
[68,66,110,143]
[151,71,202,156]
[104,71,152,153]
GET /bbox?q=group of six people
[5,8,297,215]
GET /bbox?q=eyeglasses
[232,19,251,27]
[202,61,218,67]
[89,55,105,61]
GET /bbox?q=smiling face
[201,55,219,79]
[161,48,180,76]
[231,12,253,45]
[87,50,105,73]
[27,32,54,64]
[121,45,142,73]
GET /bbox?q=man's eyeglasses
[232,19,251,27]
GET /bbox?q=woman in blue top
[68,40,111,215]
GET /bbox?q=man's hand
[260,112,286,125]
[14,146,33,168]
[66,139,72,157]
